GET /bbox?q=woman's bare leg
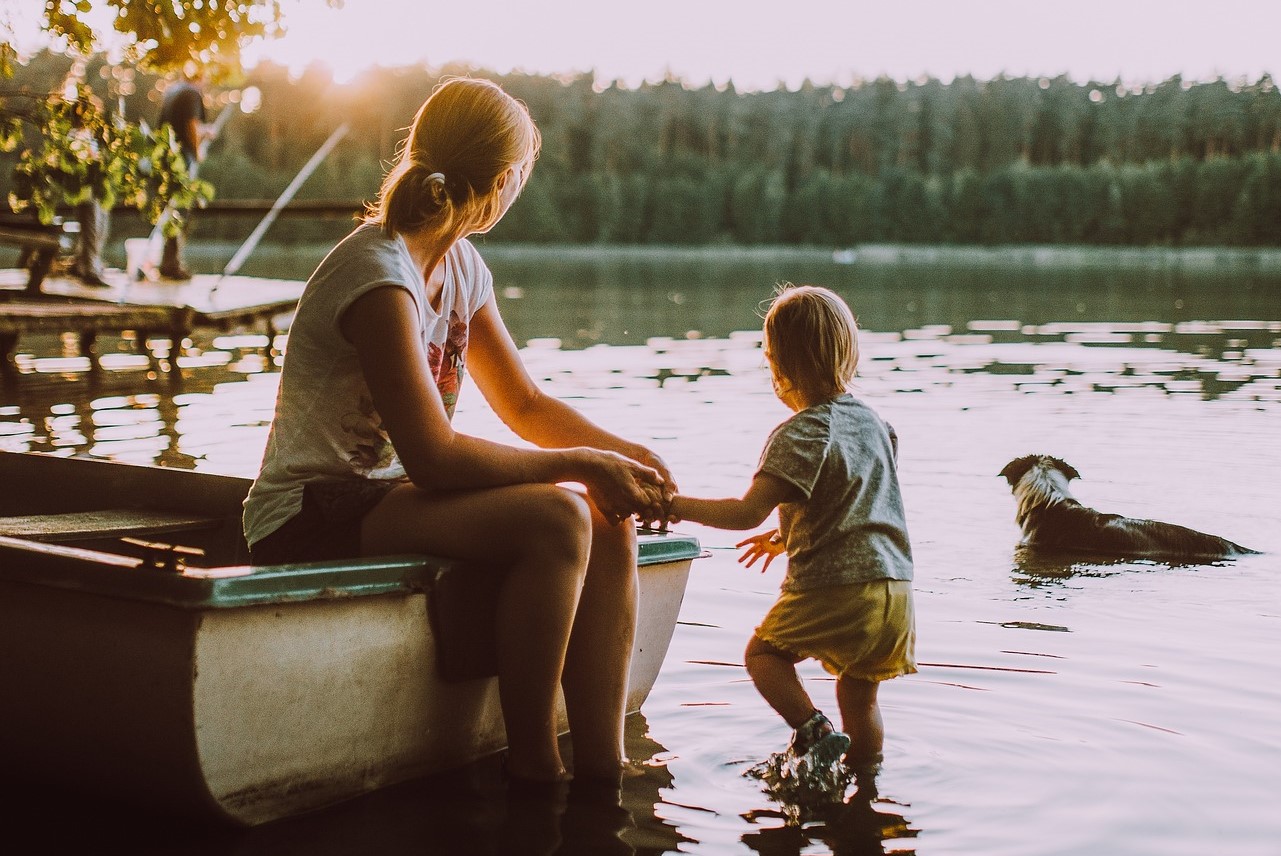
[560,509,638,779]
[361,482,593,781]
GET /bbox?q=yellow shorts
[755,579,917,681]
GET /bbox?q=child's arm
[669,472,799,530]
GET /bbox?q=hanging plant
[7,83,213,236]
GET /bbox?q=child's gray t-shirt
[756,393,914,592]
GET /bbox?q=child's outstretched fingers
[736,529,783,573]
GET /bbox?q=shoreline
[460,241,1281,271]
[18,239,1281,278]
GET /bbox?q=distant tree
[1118,162,1177,244]
[782,168,833,244]
[947,168,983,243]
[1189,157,1250,243]
[6,43,1280,248]
[1233,152,1281,244]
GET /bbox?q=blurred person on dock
[156,67,214,279]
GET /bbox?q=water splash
[745,746,855,825]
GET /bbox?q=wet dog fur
[999,454,1256,561]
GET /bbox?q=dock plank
[0,508,222,543]
[0,302,185,335]
[3,271,303,318]
[1,269,302,378]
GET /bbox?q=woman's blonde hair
[763,283,860,401]
[367,77,540,239]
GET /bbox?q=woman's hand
[737,529,784,573]
[625,444,678,500]
[578,449,666,526]
[623,444,679,530]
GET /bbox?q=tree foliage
[0,0,305,224]
[21,0,308,77]
[3,36,1280,247]
[6,83,210,231]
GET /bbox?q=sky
[8,0,1280,90]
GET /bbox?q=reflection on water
[3,315,1278,468]
[2,252,1280,855]
[3,713,679,856]
[741,795,918,856]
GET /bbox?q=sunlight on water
[2,257,1279,855]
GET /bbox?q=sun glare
[7,1,1280,90]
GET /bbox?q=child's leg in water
[836,674,884,766]
[745,635,850,757]
[744,635,815,729]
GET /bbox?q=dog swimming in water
[999,454,1257,561]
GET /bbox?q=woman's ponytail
[366,78,540,239]
[372,161,456,236]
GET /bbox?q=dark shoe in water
[789,710,848,760]
[746,712,854,824]
[797,730,851,778]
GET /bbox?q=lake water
[3,246,1280,855]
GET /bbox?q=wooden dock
[0,268,303,380]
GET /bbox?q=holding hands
[578,447,672,527]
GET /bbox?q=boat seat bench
[0,508,223,543]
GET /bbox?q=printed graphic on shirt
[426,310,469,419]
[339,311,469,476]
[341,394,394,475]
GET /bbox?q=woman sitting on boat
[242,77,672,790]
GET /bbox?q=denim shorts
[249,478,404,565]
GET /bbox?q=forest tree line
[5,50,1281,247]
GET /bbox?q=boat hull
[1,551,693,826]
[0,451,700,826]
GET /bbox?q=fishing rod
[208,121,350,296]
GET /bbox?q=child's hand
[736,529,784,573]
[636,485,675,531]
[655,492,686,530]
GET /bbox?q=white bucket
[124,238,158,281]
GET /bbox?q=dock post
[79,330,100,374]
[166,307,196,385]
[264,315,280,370]
[0,332,17,381]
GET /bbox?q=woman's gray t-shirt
[757,393,914,592]
[242,224,493,547]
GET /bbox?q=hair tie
[420,169,449,207]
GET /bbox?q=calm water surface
[3,248,1280,855]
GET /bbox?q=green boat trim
[0,531,703,610]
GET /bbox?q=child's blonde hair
[763,283,860,401]
[367,77,541,239]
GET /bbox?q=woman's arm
[467,296,677,490]
[342,286,662,520]
[670,472,799,531]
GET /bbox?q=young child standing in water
[668,284,916,793]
